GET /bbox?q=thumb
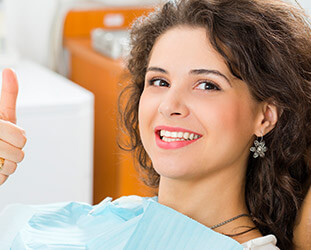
[0,68,18,124]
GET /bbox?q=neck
[157,164,261,242]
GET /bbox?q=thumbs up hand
[0,69,27,185]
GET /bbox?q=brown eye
[149,79,170,87]
[196,81,221,91]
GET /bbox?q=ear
[254,102,278,137]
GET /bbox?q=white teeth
[183,132,189,140]
[159,129,201,142]
[160,130,165,137]
[161,137,186,142]
[189,133,194,140]
[171,132,177,138]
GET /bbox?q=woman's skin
[138,26,278,243]
[0,68,26,184]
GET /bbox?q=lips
[154,126,202,149]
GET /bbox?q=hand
[0,69,27,185]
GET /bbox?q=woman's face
[138,26,261,181]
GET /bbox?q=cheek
[218,100,244,131]
[138,93,147,137]
[194,96,255,167]
[198,95,254,140]
[138,91,157,144]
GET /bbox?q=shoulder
[242,235,279,250]
[294,184,311,249]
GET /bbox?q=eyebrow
[146,67,232,87]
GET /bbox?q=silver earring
[250,133,267,158]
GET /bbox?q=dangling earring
[250,132,267,158]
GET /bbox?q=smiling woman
[0,0,311,249]
[118,0,311,249]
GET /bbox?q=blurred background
[0,0,309,209]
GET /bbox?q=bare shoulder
[294,184,311,250]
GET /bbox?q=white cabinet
[0,60,94,209]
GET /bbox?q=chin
[152,159,200,180]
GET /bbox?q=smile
[160,130,200,142]
[155,126,202,149]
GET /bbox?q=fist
[0,68,27,185]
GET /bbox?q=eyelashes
[147,78,221,91]
[148,78,170,87]
[196,81,221,91]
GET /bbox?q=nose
[158,89,190,119]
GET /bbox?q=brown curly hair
[118,0,311,249]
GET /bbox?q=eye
[148,78,170,87]
[196,81,221,91]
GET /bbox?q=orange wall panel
[65,38,155,204]
[63,7,154,38]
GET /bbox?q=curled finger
[0,173,8,185]
[0,139,25,163]
[0,158,17,175]
[0,120,27,149]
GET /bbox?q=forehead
[148,26,232,78]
